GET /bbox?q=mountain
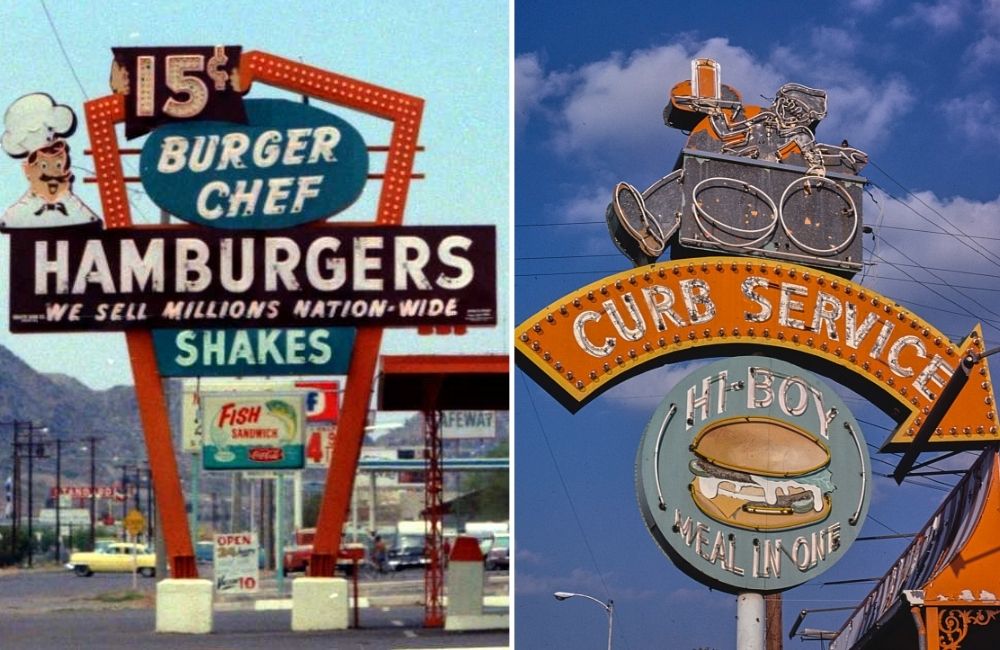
[0,343,509,490]
[0,344,145,483]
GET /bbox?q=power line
[868,162,1000,268]
[870,236,1000,323]
[877,222,1000,243]
[39,0,88,100]
[39,4,152,223]
[519,373,633,650]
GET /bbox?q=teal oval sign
[635,356,870,593]
[140,99,368,229]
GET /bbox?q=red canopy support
[379,354,508,627]
[422,382,444,627]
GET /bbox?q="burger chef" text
[156,129,341,220]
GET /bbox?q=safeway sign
[441,410,496,439]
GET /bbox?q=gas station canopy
[379,355,509,411]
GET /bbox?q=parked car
[282,528,367,575]
[195,541,214,564]
[484,533,509,570]
[283,528,316,573]
[66,542,156,577]
[386,544,427,571]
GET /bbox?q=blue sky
[0,1,509,389]
[515,1,1000,648]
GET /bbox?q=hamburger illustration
[688,416,834,531]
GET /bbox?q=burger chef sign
[636,356,871,592]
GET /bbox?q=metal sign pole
[276,475,285,594]
[737,592,765,650]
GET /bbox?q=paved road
[0,568,509,649]
[1,608,508,649]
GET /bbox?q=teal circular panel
[635,356,870,593]
[140,98,369,229]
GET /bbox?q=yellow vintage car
[66,542,157,577]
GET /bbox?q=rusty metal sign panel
[637,356,870,592]
[607,58,868,277]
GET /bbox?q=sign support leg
[309,327,383,576]
[276,475,285,594]
[737,592,765,650]
[127,331,197,578]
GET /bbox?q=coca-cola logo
[248,447,284,462]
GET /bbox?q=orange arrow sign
[515,256,997,451]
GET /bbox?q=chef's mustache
[39,171,73,183]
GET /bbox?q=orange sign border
[515,256,996,451]
[84,50,424,577]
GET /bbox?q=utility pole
[55,439,62,563]
[10,426,20,558]
[134,465,141,511]
[119,464,129,539]
[230,472,242,532]
[145,466,153,541]
[766,593,783,650]
[86,436,99,549]
[26,423,34,568]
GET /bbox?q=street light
[553,591,614,650]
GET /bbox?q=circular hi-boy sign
[636,356,870,593]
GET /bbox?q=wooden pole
[765,593,783,650]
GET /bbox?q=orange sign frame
[515,256,996,451]
[85,51,424,577]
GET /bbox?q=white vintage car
[65,542,156,577]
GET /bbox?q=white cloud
[548,38,785,162]
[966,34,1000,66]
[810,26,860,57]
[515,53,572,134]
[986,0,1000,26]
[521,36,913,173]
[891,0,968,31]
[862,188,1000,341]
[818,76,913,150]
[514,53,548,126]
[515,547,545,565]
[943,93,1000,143]
[849,0,887,11]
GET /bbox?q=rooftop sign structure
[517,59,997,452]
[831,450,1000,650]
